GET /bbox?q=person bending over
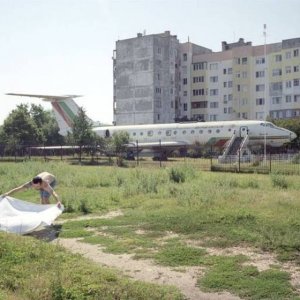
[4,171,61,206]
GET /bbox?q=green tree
[1,104,39,152]
[71,107,98,161]
[30,104,64,145]
[108,131,130,166]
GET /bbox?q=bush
[169,167,186,183]
[271,174,288,189]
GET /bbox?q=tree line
[0,104,129,163]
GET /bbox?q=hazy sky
[0,0,299,125]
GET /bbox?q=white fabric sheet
[0,196,64,235]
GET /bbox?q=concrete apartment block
[113,32,300,125]
[113,31,179,125]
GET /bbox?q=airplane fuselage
[93,120,296,149]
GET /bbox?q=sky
[0,0,299,125]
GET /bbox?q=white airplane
[6,93,297,159]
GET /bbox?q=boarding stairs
[218,131,251,163]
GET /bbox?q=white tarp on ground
[0,196,64,235]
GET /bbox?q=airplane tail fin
[6,93,82,136]
[50,98,80,136]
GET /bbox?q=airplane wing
[6,93,81,101]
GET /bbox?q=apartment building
[190,38,300,121]
[113,31,210,125]
[113,32,300,125]
[113,31,179,125]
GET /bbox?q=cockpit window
[260,122,275,128]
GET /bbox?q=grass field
[1,161,300,299]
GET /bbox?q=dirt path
[53,237,240,300]
[47,211,300,299]
[51,210,240,299]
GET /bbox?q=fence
[0,143,300,175]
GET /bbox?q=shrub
[169,167,186,183]
[271,174,288,189]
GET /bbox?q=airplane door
[239,126,248,137]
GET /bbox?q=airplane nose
[290,131,297,141]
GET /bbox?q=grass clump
[200,256,296,300]
[271,173,289,189]
[154,239,207,266]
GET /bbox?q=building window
[286,51,291,59]
[223,95,227,102]
[272,97,282,104]
[256,71,265,78]
[294,65,299,72]
[191,101,207,109]
[256,98,265,105]
[223,68,227,74]
[271,82,282,91]
[210,76,218,83]
[294,95,300,102]
[228,94,233,101]
[294,49,299,57]
[155,87,161,94]
[193,62,207,70]
[183,103,187,111]
[228,81,233,88]
[286,66,292,74]
[242,57,248,64]
[183,78,187,85]
[183,53,187,61]
[256,57,265,64]
[256,84,265,92]
[228,68,233,74]
[272,69,282,76]
[183,91,187,96]
[193,76,204,83]
[275,54,282,62]
[294,79,300,86]
[223,82,227,88]
[209,63,218,70]
[210,102,218,108]
[193,89,205,96]
[286,95,292,103]
[286,81,292,88]
[210,89,218,96]
[224,107,227,113]
[209,115,217,121]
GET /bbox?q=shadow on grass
[27,224,62,242]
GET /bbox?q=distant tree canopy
[0,104,63,149]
